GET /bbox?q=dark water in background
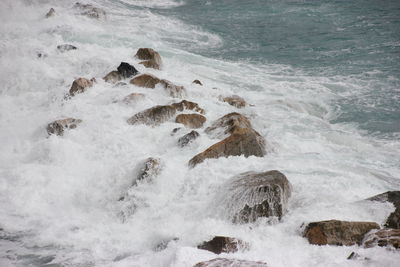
[157,0,400,136]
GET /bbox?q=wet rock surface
[122,93,145,104]
[47,118,82,136]
[74,2,106,19]
[197,236,248,254]
[193,258,268,267]
[222,95,247,108]
[178,130,200,147]
[175,114,206,129]
[135,48,162,70]
[192,79,203,85]
[57,44,77,52]
[69,77,94,96]
[117,62,139,79]
[303,220,380,246]
[205,112,253,138]
[103,71,123,83]
[136,157,162,183]
[363,228,400,249]
[367,191,400,229]
[130,74,186,98]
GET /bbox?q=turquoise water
[159,0,400,136]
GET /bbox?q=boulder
[74,2,106,19]
[205,112,253,139]
[193,258,268,267]
[135,48,162,70]
[103,71,123,83]
[197,236,248,254]
[192,80,203,86]
[175,114,206,129]
[69,77,94,96]
[367,191,400,229]
[136,157,162,183]
[303,220,380,246]
[47,118,82,136]
[363,228,400,249]
[117,62,139,79]
[130,74,186,98]
[45,8,55,18]
[219,171,292,223]
[127,100,204,126]
[57,44,77,52]
[122,93,145,104]
[222,95,247,108]
[178,131,199,147]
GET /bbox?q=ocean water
[0,0,399,266]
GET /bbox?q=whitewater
[0,0,399,266]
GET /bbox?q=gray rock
[46,118,82,136]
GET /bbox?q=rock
[171,127,182,136]
[175,114,206,129]
[367,191,400,229]
[47,118,82,136]
[223,95,247,108]
[303,220,380,246]
[197,236,248,254]
[193,258,268,267]
[45,8,55,18]
[219,170,292,223]
[122,93,145,104]
[346,252,369,261]
[57,44,77,52]
[36,52,47,58]
[127,100,205,126]
[130,74,186,98]
[178,131,200,147]
[74,2,106,19]
[192,80,203,86]
[205,112,253,139]
[136,157,162,182]
[135,48,162,70]
[117,62,139,79]
[69,77,94,96]
[363,228,400,249]
[103,71,123,83]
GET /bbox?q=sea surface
[0,0,399,266]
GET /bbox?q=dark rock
[103,71,123,84]
[347,252,369,260]
[303,220,380,246]
[222,95,247,108]
[117,62,139,79]
[135,48,162,70]
[57,44,77,52]
[127,100,205,126]
[175,114,206,129]
[363,228,400,249]
[192,80,203,86]
[367,191,400,229]
[45,8,55,18]
[171,127,182,136]
[193,258,268,267]
[136,157,162,182]
[47,118,82,136]
[178,131,199,147]
[36,52,47,58]
[197,236,248,254]
[130,74,186,98]
[69,77,94,96]
[74,2,106,19]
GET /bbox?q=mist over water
[0,0,399,266]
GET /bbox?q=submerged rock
[197,236,248,254]
[136,157,162,183]
[45,8,55,18]
[122,93,145,104]
[303,220,380,246]
[103,70,123,83]
[178,130,200,147]
[363,228,400,249]
[57,44,77,52]
[74,2,106,19]
[175,114,206,129]
[367,191,400,229]
[222,95,247,108]
[69,77,94,96]
[130,74,186,98]
[135,48,162,70]
[193,258,268,267]
[47,118,82,136]
[127,100,205,126]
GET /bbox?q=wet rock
[205,112,253,139]
[222,95,247,108]
[69,77,94,96]
[136,157,162,182]
[127,100,204,126]
[220,170,292,223]
[47,118,82,136]
[367,191,400,229]
[57,44,77,52]
[175,114,206,129]
[197,236,248,254]
[74,2,106,19]
[103,71,123,83]
[363,228,400,249]
[303,220,380,246]
[347,252,369,261]
[45,8,55,18]
[135,48,162,70]
[122,93,145,104]
[178,130,200,147]
[130,74,186,98]
[36,52,47,58]
[192,79,203,86]
[193,258,268,267]
[117,62,139,79]
[171,127,182,136]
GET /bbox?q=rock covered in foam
[45,8,55,18]
[178,130,200,147]
[103,71,123,83]
[74,2,106,19]
[303,220,380,246]
[57,44,77,52]
[367,191,400,229]
[197,236,248,254]
[127,100,204,126]
[175,114,206,129]
[69,77,94,96]
[130,74,186,98]
[222,95,247,108]
[363,228,400,249]
[135,48,162,70]
[136,157,162,183]
[193,258,268,267]
[46,118,82,136]
[121,93,145,104]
